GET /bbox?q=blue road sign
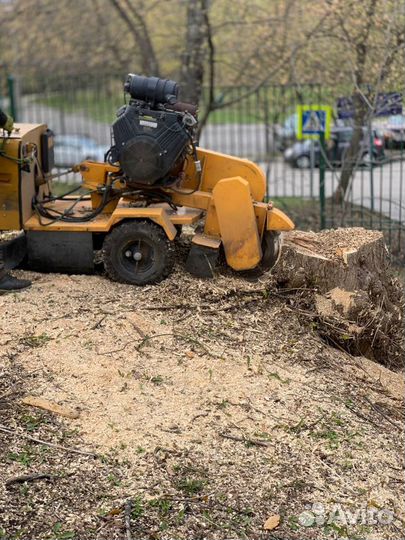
[302,110,326,135]
[297,105,332,139]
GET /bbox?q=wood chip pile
[0,227,404,539]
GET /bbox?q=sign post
[297,105,332,230]
[319,131,326,229]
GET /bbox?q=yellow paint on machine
[266,207,295,231]
[24,206,179,240]
[213,177,262,270]
[0,136,21,230]
[0,123,49,230]
[182,148,266,202]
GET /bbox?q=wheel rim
[296,155,310,168]
[120,239,155,276]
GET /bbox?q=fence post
[0,71,4,110]
[7,75,18,121]
[319,131,326,229]
[368,118,374,224]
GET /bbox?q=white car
[383,115,405,148]
[53,135,107,167]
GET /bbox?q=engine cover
[111,104,190,185]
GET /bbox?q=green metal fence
[3,70,404,264]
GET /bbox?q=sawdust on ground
[1,253,404,539]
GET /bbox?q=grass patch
[149,374,165,386]
[21,413,47,432]
[19,333,52,348]
[7,449,35,467]
[176,477,205,495]
[51,522,75,540]
[37,91,120,125]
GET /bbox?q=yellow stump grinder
[0,74,294,289]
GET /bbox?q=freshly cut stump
[275,228,388,292]
[275,228,404,368]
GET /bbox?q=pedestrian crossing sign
[297,105,332,140]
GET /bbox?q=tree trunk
[332,0,377,203]
[180,0,208,105]
[334,91,368,203]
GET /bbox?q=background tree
[0,0,403,129]
[316,0,405,202]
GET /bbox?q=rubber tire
[242,231,282,278]
[102,220,175,285]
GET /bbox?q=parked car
[54,135,107,167]
[274,113,297,151]
[274,113,350,151]
[379,115,405,149]
[283,127,385,169]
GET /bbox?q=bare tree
[329,0,405,202]
[109,0,161,76]
[332,0,377,202]
[108,0,213,112]
[91,0,128,71]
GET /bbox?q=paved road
[200,123,273,158]
[20,99,112,146]
[20,101,404,223]
[261,158,404,224]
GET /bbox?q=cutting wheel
[260,230,282,271]
[243,231,282,277]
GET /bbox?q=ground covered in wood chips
[0,239,404,540]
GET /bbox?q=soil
[0,232,404,540]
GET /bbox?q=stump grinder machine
[0,74,294,289]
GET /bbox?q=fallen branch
[219,432,271,448]
[6,472,52,486]
[142,304,194,311]
[362,396,403,431]
[0,424,97,457]
[343,404,383,431]
[21,396,79,419]
[191,412,210,422]
[97,341,133,355]
[124,499,132,540]
[91,314,108,330]
[136,333,216,358]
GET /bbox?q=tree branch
[109,0,160,75]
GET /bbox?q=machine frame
[1,123,294,284]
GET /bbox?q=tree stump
[274,228,404,369]
[275,228,389,293]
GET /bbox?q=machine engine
[109,74,197,187]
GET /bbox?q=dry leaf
[185,351,195,358]
[263,514,280,530]
[106,507,121,516]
